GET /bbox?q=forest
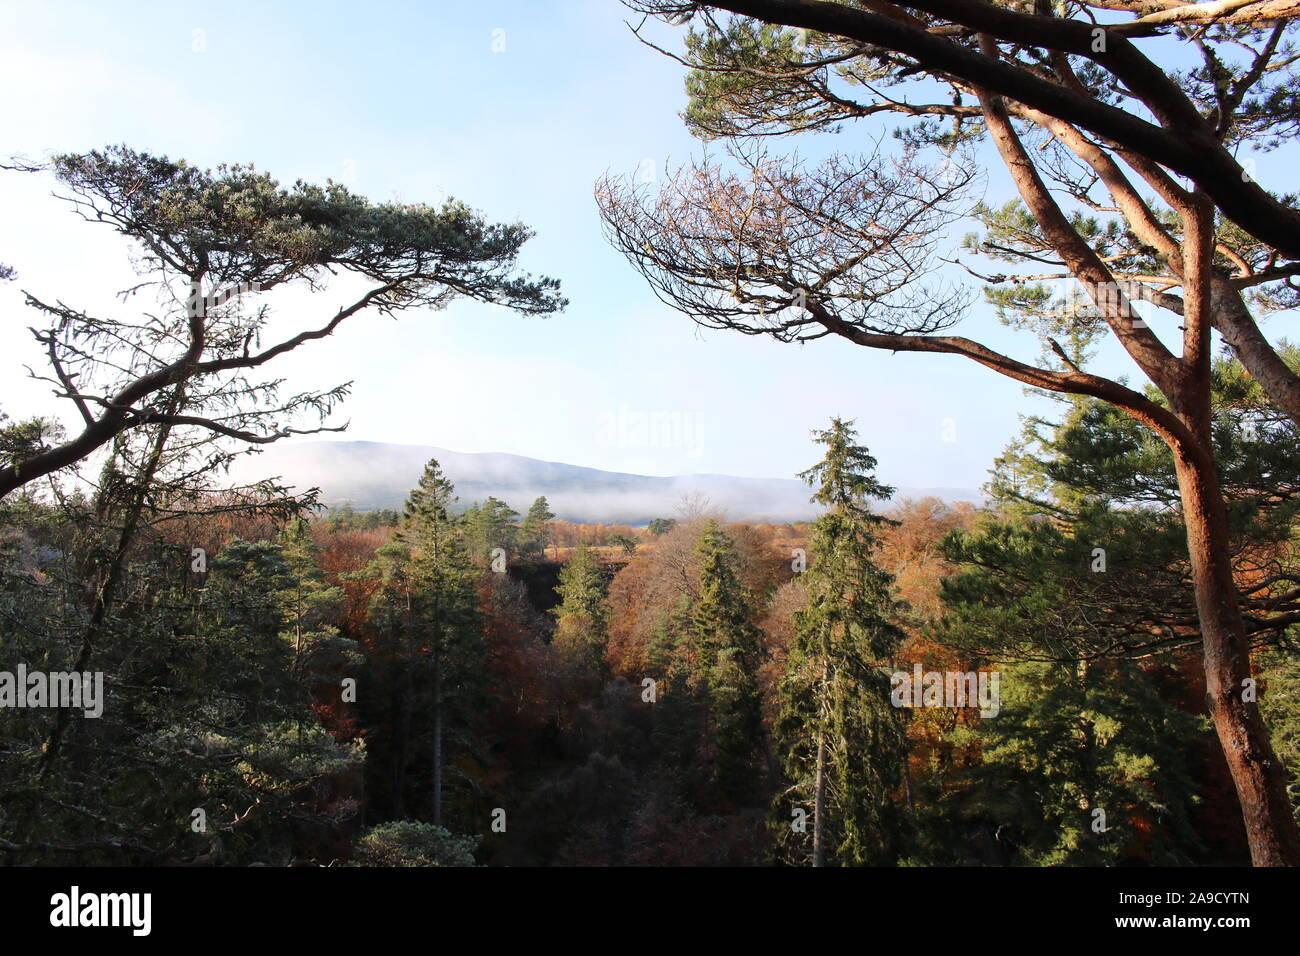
[4,0,1300,873]
[2,402,1296,867]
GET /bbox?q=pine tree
[402,461,460,562]
[691,520,765,805]
[521,496,556,558]
[942,659,1205,865]
[1259,650,1300,830]
[461,497,519,566]
[776,418,909,866]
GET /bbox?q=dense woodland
[5,0,1300,868]
[2,398,1297,865]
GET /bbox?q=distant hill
[227,441,982,525]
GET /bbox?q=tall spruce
[369,458,484,828]
[776,418,909,866]
[691,520,765,805]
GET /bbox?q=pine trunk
[1173,449,1300,865]
[1171,206,1300,864]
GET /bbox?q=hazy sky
[0,1,1281,490]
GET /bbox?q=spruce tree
[776,418,909,866]
[369,458,485,828]
[691,520,765,805]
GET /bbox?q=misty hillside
[227,441,982,524]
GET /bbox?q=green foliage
[461,496,520,565]
[609,532,638,556]
[919,660,1206,866]
[1259,649,1300,827]
[277,518,357,678]
[692,520,766,803]
[320,504,400,531]
[520,495,556,557]
[51,145,566,314]
[353,820,479,867]
[0,412,62,469]
[4,143,568,502]
[775,418,909,866]
[552,543,610,681]
[0,509,363,866]
[924,358,1300,863]
[950,360,1300,662]
[646,517,676,536]
[937,510,1192,662]
[683,20,851,140]
[361,459,486,828]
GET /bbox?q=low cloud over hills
[228,441,982,524]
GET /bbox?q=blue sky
[0,0,1280,491]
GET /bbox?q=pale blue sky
[0,1,1286,490]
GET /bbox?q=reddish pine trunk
[1172,447,1300,865]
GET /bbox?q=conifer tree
[276,518,352,679]
[368,458,484,827]
[462,497,520,566]
[3,145,566,499]
[691,520,765,805]
[941,659,1205,866]
[646,601,706,783]
[552,543,610,683]
[775,418,909,866]
[521,496,556,558]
